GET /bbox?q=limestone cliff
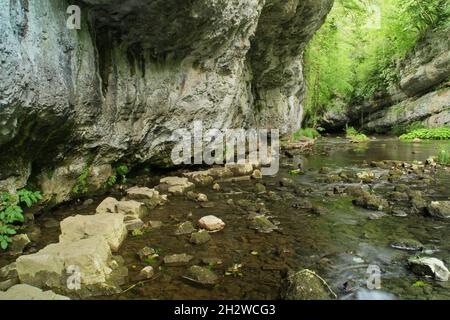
[0,0,334,202]
[321,26,450,132]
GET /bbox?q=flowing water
[2,137,450,300]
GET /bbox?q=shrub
[391,121,425,136]
[292,128,321,141]
[105,164,130,188]
[0,189,42,250]
[400,127,450,140]
[345,126,369,142]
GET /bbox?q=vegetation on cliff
[303,0,450,127]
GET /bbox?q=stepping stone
[0,284,70,300]
[164,254,193,266]
[16,236,125,293]
[184,266,219,287]
[116,200,148,219]
[96,197,119,214]
[59,213,127,252]
[126,187,163,208]
[137,266,154,280]
[174,221,195,235]
[198,216,225,232]
[190,230,212,245]
[158,177,195,195]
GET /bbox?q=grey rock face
[363,88,450,131]
[0,0,333,202]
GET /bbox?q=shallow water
[2,137,450,300]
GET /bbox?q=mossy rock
[283,269,335,300]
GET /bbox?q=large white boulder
[16,236,120,290]
[96,197,119,214]
[116,200,148,219]
[198,215,225,232]
[0,284,70,300]
[59,213,127,251]
[408,256,449,281]
[126,187,163,208]
[159,177,194,195]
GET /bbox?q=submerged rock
[174,221,196,235]
[292,199,313,210]
[319,167,331,174]
[408,257,449,282]
[249,215,278,233]
[137,266,155,281]
[137,247,158,261]
[280,178,295,187]
[184,266,219,287]
[283,269,335,300]
[390,239,423,251]
[198,216,225,232]
[164,254,194,267]
[255,183,267,194]
[368,212,387,220]
[196,193,209,202]
[352,192,389,212]
[201,258,223,266]
[190,230,212,245]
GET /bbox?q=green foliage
[437,147,449,165]
[116,165,129,183]
[346,126,369,142]
[292,128,321,141]
[411,280,428,288]
[0,189,41,250]
[105,164,130,188]
[105,175,117,188]
[345,126,359,137]
[391,121,425,136]
[72,165,90,195]
[399,127,450,140]
[303,0,450,126]
[289,169,304,176]
[17,189,43,208]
